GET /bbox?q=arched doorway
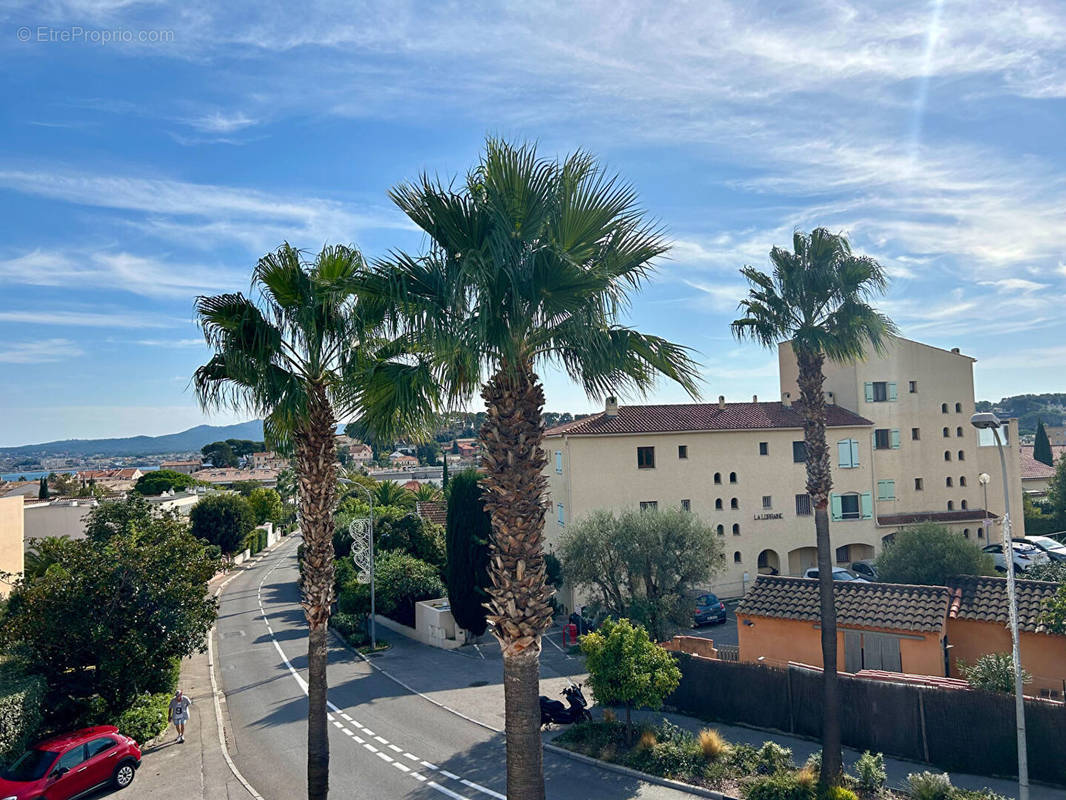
[757,549,781,576]
[788,546,818,576]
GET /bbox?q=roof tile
[949,575,1061,634]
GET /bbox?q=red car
[0,725,141,800]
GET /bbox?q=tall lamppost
[970,413,1028,800]
[339,478,376,650]
[978,472,992,542]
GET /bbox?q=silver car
[803,567,870,583]
[982,541,1049,572]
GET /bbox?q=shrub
[821,787,858,800]
[757,741,794,774]
[951,790,1010,800]
[907,772,953,800]
[729,743,760,774]
[374,550,445,627]
[330,613,368,646]
[959,653,1032,694]
[626,735,703,780]
[854,751,886,795]
[0,663,45,763]
[744,773,816,800]
[190,494,256,555]
[638,729,657,750]
[698,728,728,761]
[804,750,821,775]
[337,581,371,616]
[115,692,170,744]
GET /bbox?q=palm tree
[731,228,895,785]
[374,479,416,508]
[371,139,700,799]
[194,243,436,800]
[413,483,443,502]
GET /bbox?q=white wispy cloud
[0,310,178,328]
[0,338,84,364]
[186,110,259,133]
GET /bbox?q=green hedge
[243,527,269,555]
[115,692,171,744]
[0,662,46,763]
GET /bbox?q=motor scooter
[539,683,592,727]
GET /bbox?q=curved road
[215,535,693,800]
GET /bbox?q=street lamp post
[971,413,1028,800]
[339,478,376,650]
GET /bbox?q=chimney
[951,347,960,354]
[782,392,792,408]
[605,396,619,417]
[718,395,726,410]
[753,395,758,403]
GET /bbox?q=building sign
[753,512,784,520]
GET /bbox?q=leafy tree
[1043,582,1066,634]
[374,506,446,568]
[248,487,284,525]
[374,550,445,626]
[560,508,723,640]
[225,438,265,458]
[37,477,49,500]
[49,471,79,496]
[373,139,699,799]
[959,652,1032,694]
[201,440,238,467]
[732,227,896,784]
[1034,421,1054,467]
[876,523,994,585]
[193,243,436,800]
[445,470,492,636]
[580,617,681,743]
[0,507,219,724]
[83,494,184,544]
[416,441,442,466]
[229,480,262,497]
[1045,456,1066,526]
[1027,561,1066,584]
[189,494,256,555]
[1023,494,1060,537]
[133,469,196,496]
[374,480,415,509]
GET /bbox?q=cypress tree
[441,455,450,490]
[444,469,491,636]
[1034,421,1054,466]
[38,476,50,500]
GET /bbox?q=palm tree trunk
[796,348,843,785]
[479,362,554,800]
[294,384,338,800]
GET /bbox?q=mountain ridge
[0,420,265,458]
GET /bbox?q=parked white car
[803,567,870,583]
[982,541,1049,573]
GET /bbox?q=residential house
[1019,444,1065,498]
[192,467,278,488]
[403,480,422,493]
[76,468,144,482]
[160,459,202,475]
[0,481,42,500]
[415,500,446,527]
[23,499,94,544]
[736,574,1066,698]
[389,452,419,468]
[0,496,23,597]
[1045,426,1066,447]
[250,451,287,471]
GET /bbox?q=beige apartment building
[543,336,1023,606]
[0,496,24,597]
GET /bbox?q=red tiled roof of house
[544,402,872,437]
[1019,445,1065,479]
[415,500,446,526]
[948,575,1061,635]
[877,509,997,526]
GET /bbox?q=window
[732,523,741,536]
[639,501,658,511]
[831,492,872,521]
[956,427,964,437]
[557,503,565,526]
[958,450,965,461]
[86,737,116,759]
[978,527,984,539]
[729,472,737,484]
[914,478,924,491]
[730,497,739,509]
[714,472,722,485]
[959,476,967,487]
[792,441,807,462]
[554,450,563,474]
[678,444,688,459]
[963,528,970,539]
[955,402,962,413]
[716,524,725,536]
[961,500,968,510]
[840,494,860,520]
[941,403,949,414]
[837,439,860,468]
[56,745,87,772]
[877,479,895,501]
[946,477,953,487]
[947,501,954,510]
[944,450,952,461]
[759,442,769,456]
[715,498,723,510]
[680,499,691,512]
[836,545,851,563]
[733,551,742,563]
[864,381,897,402]
[762,495,773,509]
[942,427,950,438]
[874,429,899,449]
[637,446,655,469]
[795,494,812,516]
[909,380,918,393]
[912,427,921,440]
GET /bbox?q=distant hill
[976,394,1066,435]
[0,420,265,458]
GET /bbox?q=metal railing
[716,644,740,662]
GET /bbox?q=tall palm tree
[731,228,896,785]
[194,243,436,800]
[370,139,700,799]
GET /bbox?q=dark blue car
[693,593,726,627]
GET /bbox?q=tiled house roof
[737,576,950,633]
[545,402,872,436]
[416,500,446,526]
[878,509,996,526]
[949,575,1061,635]
[1019,445,1065,479]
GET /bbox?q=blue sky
[1,1,1064,446]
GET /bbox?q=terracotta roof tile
[545,402,872,436]
[737,575,950,633]
[948,575,1061,635]
[416,500,446,526]
[877,509,997,526]
[1019,445,1065,479]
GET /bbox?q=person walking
[168,689,192,743]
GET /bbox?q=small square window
[911,427,920,441]
[637,446,655,469]
[795,494,812,516]
[874,429,891,449]
[639,500,658,511]
[872,381,888,402]
[762,495,772,510]
[758,442,769,456]
[678,445,688,459]
[914,478,924,491]
[909,380,918,393]
[680,499,691,512]
[792,441,807,462]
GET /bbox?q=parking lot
[683,597,740,647]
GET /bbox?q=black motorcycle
[539,683,592,727]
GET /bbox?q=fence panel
[669,654,791,732]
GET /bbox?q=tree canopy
[133,468,197,496]
[248,486,284,525]
[189,493,256,554]
[875,523,994,585]
[445,469,492,636]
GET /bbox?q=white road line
[376,751,394,763]
[393,761,411,773]
[461,779,506,800]
[422,760,439,770]
[375,735,389,745]
[404,752,420,762]
[441,769,461,781]
[413,773,427,782]
[429,781,469,800]
[387,744,403,753]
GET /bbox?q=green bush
[0,663,45,763]
[337,581,371,616]
[959,653,1031,694]
[821,787,858,800]
[626,737,704,780]
[804,750,821,775]
[330,612,368,646]
[756,741,794,774]
[744,773,816,800]
[854,751,886,795]
[729,743,760,774]
[951,790,1010,800]
[907,772,953,800]
[374,550,445,627]
[115,692,170,744]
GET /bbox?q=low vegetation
[875,523,994,586]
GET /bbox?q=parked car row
[983,540,1052,572]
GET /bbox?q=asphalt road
[215,535,696,800]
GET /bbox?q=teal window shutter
[878,480,895,501]
[837,440,850,468]
[864,382,874,402]
[860,492,873,519]
[890,429,901,449]
[555,451,563,473]
[557,503,565,525]
[850,439,860,467]
[888,382,898,401]
[831,494,843,521]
